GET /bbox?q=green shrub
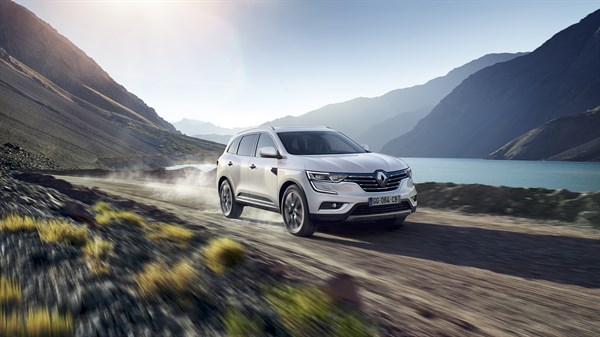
[267,285,375,337]
[222,308,264,337]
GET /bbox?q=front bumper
[304,176,418,223]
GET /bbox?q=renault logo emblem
[375,171,389,187]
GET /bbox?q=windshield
[277,131,366,155]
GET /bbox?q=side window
[255,133,277,157]
[236,134,259,157]
[226,137,241,154]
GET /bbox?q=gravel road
[56,175,600,337]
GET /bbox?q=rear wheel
[282,185,317,237]
[219,180,243,218]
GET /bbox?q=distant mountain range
[171,119,246,145]
[0,0,223,169]
[383,10,600,160]
[172,119,248,137]
[261,53,525,151]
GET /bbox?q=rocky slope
[262,53,524,151]
[0,171,377,336]
[488,106,600,161]
[0,1,224,169]
[383,10,600,158]
[0,0,172,131]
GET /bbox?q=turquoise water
[167,158,600,192]
[402,158,600,192]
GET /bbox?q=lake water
[403,158,600,192]
[166,158,600,192]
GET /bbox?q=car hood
[296,153,409,173]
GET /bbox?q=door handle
[227,161,233,166]
[250,164,256,169]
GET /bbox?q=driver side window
[255,133,277,157]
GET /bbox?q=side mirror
[361,144,370,152]
[259,146,281,159]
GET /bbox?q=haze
[15,0,598,128]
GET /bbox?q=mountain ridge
[382,10,600,159]
[262,53,526,150]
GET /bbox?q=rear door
[246,133,280,209]
[233,134,259,197]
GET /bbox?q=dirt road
[57,175,600,336]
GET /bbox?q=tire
[219,180,243,218]
[380,215,406,230]
[281,185,317,237]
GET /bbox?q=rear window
[226,137,241,154]
[237,134,259,156]
[277,131,365,155]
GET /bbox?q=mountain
[173,119,248,136]
[262,53,526,150]
[488,106,600,161]
[0,1,223,169]
[382,10,600,159]
[191,134,232,145]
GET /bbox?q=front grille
[345,170,408,192]
[352,201,411,216]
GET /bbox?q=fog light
[319,202,344,210]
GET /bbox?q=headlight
[306,171,348,194]
[405,167,412,178]
[306,171,348,183]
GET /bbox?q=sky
[14,0,600,128]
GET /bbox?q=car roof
[233,126,334,136]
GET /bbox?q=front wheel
[281,186,317,237]
[219,180,243,218]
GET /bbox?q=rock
[60,201,96,227]
[322,273,363,310]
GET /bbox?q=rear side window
[226,137,241,154]
[237,134,259,156]
[255,133,277,157]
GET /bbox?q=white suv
[216,126,417,236]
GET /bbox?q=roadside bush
[0,308,73,337]
[267,285,375,337]
[0,214,37,232]
[222,308,264,337]
[37,219,89,247]
[146,223,194,246]
[203,237,246,274]
[135,260,200,299]
[0,276,21,305]
[82,238,114,275]
[92,202,144,227]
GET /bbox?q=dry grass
[135,260,200,299]
[0,214,37,233]
[37,219,89,247]
[92,202,144,227]
[82,239,114,275]
[203,237,245,274]
[0,276,21,305]
[146,223,194,246]
[0,308,73,337]
[91,201,113,214]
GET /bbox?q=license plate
[369,195,401,206]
